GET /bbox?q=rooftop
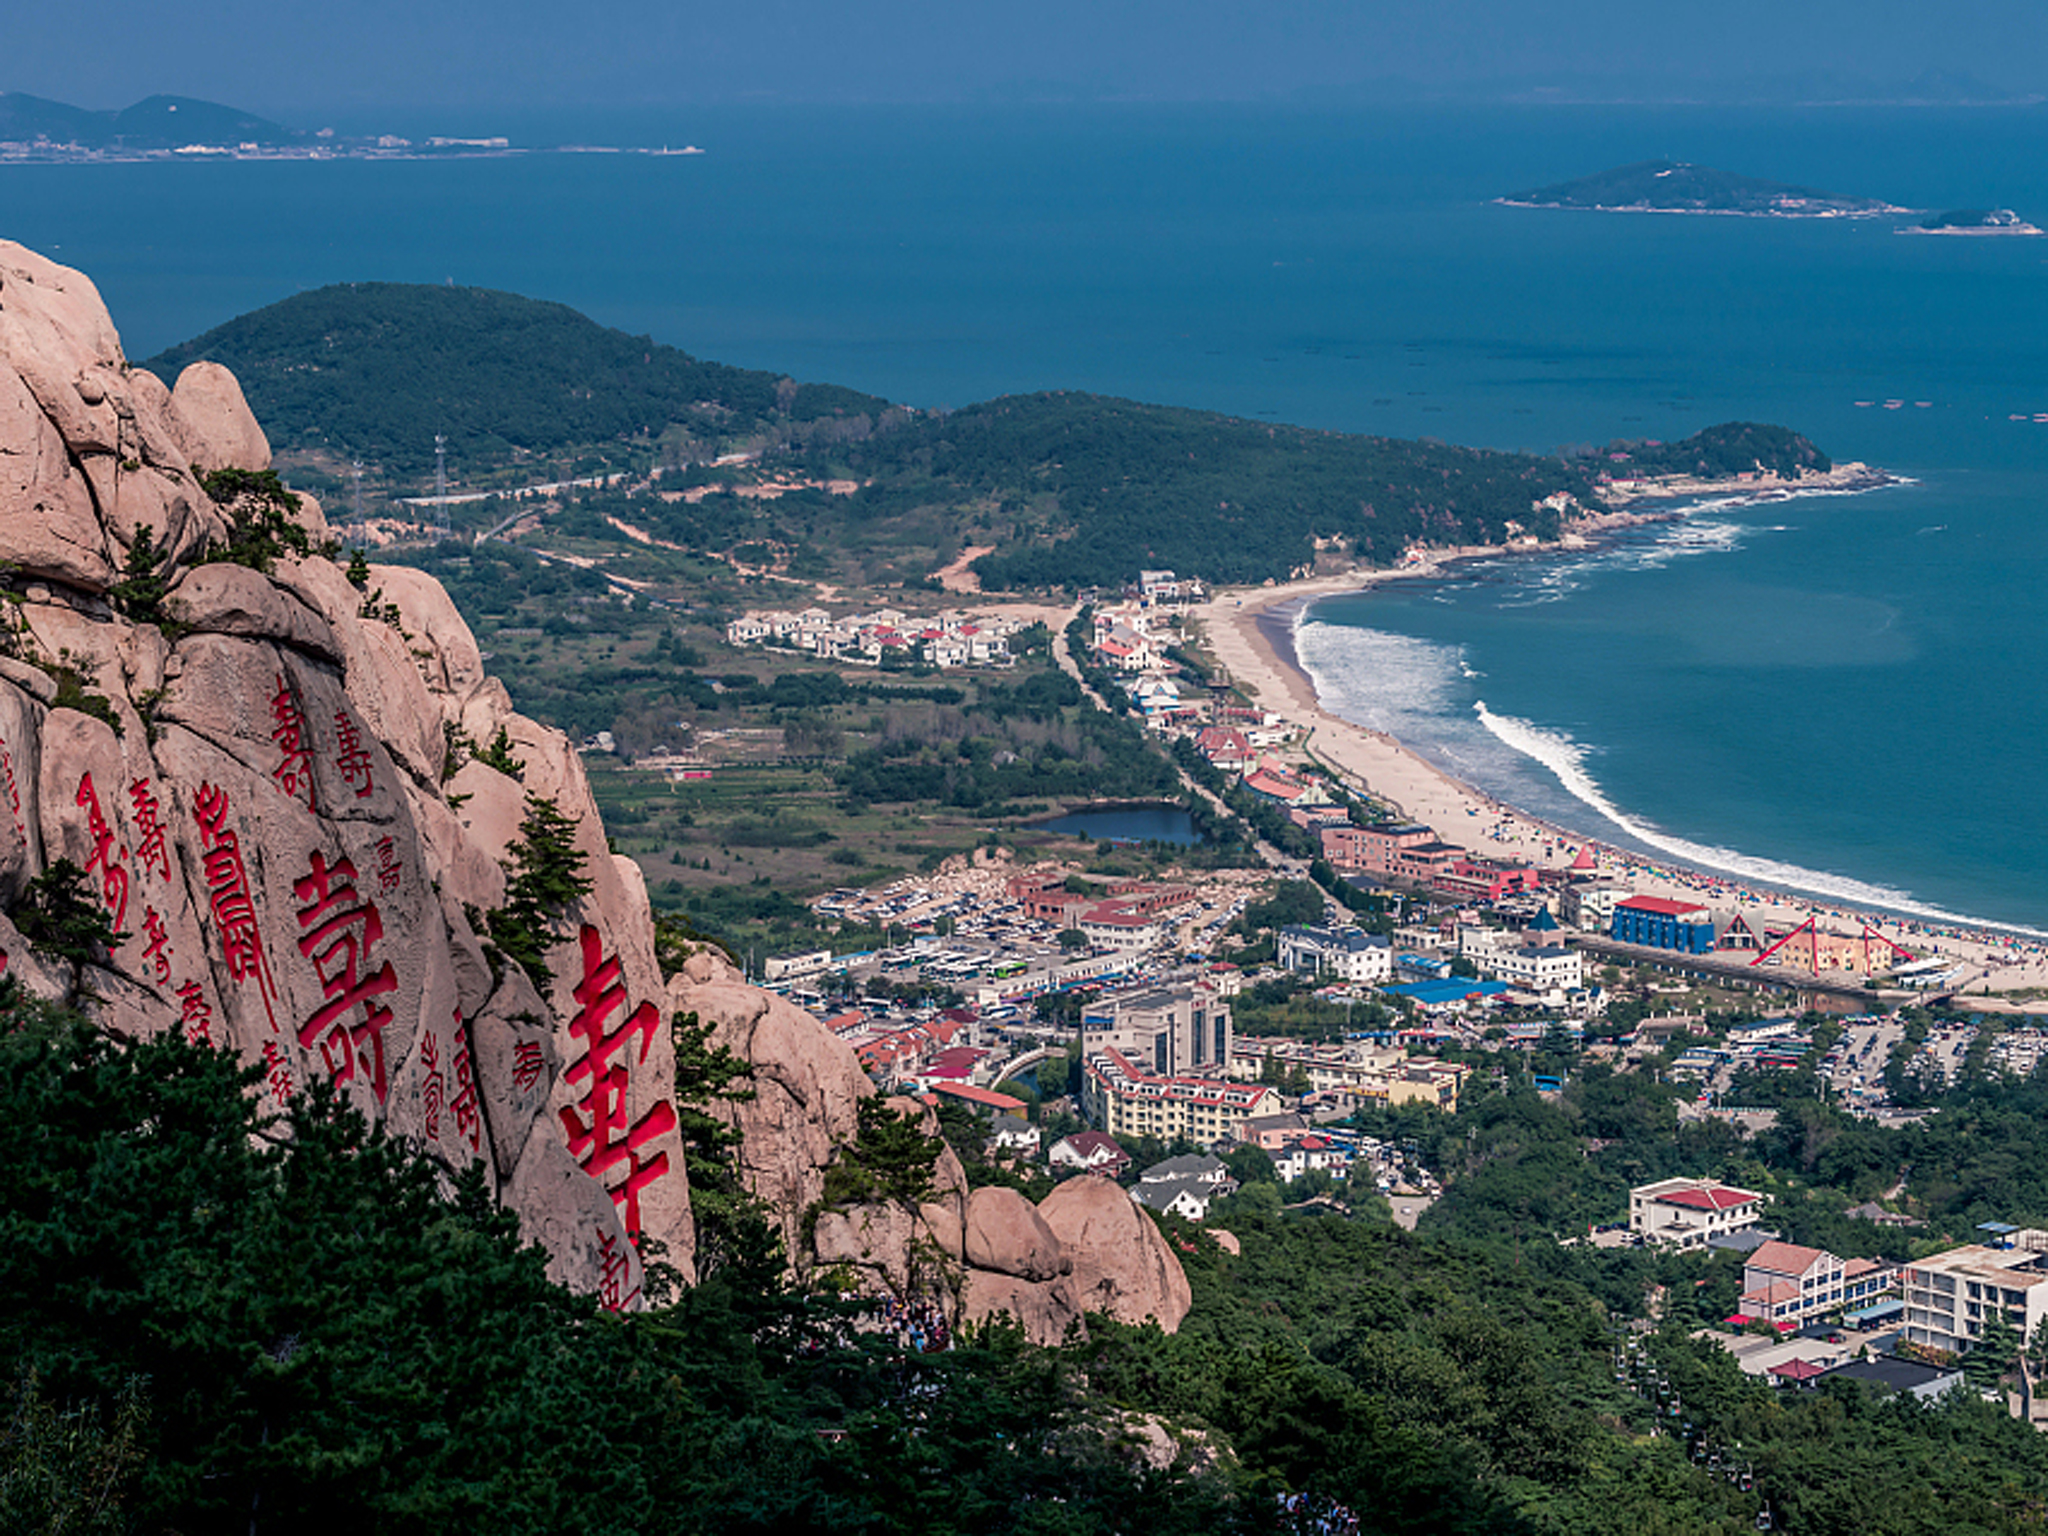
[1617,895,1710,917]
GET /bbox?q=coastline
[1185,478,2048,997]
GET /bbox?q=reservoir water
[8,101,2048,926]
[1036,806,1201,846]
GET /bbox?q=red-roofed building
[1768,1359,1829,1384]
[1048,1130,1131,1178]
[1629,1177,1763,1249]
[929,1082,1026,1118]
[1196,726,1253,771]
[1081,1045,1283,1147]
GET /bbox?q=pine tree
[107,526,171,626]
[485,793,593,991]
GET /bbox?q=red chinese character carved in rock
[292,849,397,1107]
[192,783,281,1034]
[139,906,173,984]
[558,924,677,1237]
[419,1027,445,1141]
[74,772,130,933]
[176,978,214,1047]
[333,707,375,799]
[0,735,23,844]
[374,835,402,893]
[260,1037,295,1102]
[448,1011,482,1153]
[595,1228,643,1314]
[270,673,317,811]
[512,1039,546,1095]
[127,778,172,883]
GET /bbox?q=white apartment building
[1902,1233,2048,1356]
[1277,924,1394,985]
[1629,1177,1764,1249]
[1488,944,1584,992]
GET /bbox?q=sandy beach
[1185,506,2048,1003]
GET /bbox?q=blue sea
[8,102,2048,928]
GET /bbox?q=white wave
[1472,701,2048,937]
[1293,622,1466,737]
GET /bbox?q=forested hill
[817,392,1601,590]
[145,283,893,476]
[1601,421,1831,480]
[0,91,295,149]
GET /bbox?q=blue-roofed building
[1383,978,1512,1012]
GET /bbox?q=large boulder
[0,241,227,585]
[168,361,270,475]
[964,1185,1070,1283]
[1039,1175,1193,1330]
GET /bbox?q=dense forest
[145,284,893,477]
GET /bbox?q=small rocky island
[1501,159,1908,218]
[1900,208,2044,236]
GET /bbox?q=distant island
[0,91,699,162]
[1500,159,1910,218]
[1899,208,2044,236]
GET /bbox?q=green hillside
[149,283,1832,591]
[814,392,1600,590]
[144,283,893,477]
[1595,422,1831,480]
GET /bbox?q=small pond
[1035,804,1200,845]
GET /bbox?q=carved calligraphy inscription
[292,850,397,1107]
[559,925,677,1238]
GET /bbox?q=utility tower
[350,460,365,538]
[432,434,451,541]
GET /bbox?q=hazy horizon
[7,0,2046,124]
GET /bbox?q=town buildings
[726,605,1021,669]
[1081,1046,1283,1144]
[1047,1131,1131,1178]
[1130,1154,1234,1221]
[1610,895,1719,954]
[1223,1038,1471,1110]
[1082,982,1234,1078]
[1737,1240,1896,1326]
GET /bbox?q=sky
[6,0,2047,121]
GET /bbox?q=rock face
[0,239,1188,1338]
[0,240,685,1308]
[668,948,1190,1344]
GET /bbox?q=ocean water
[7,102,2048,925]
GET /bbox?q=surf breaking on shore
[1186,474,2048,993]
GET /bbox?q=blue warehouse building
[1611,895,1718,954]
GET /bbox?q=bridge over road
[1573,936,1915,1012]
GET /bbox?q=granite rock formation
[0,238,682,1307]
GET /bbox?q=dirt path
[932,544,996,593]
